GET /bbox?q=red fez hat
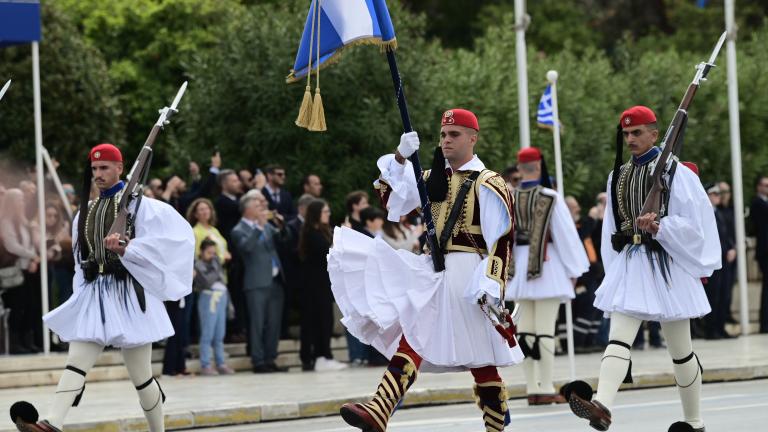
[620,105,657,128]
[442,108,479,131]
[89,143,123,162]
[517,146,543,164]
[681,161,699,176]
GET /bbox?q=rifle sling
[438,171,481,255]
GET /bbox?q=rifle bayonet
[0,80,11,101]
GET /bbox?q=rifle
[0,80,10,101]
[640,32,726,218]
[108,81,188,240]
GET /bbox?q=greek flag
[288,0,397,82]
[537,84,554,128]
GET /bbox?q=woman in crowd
[44,202,74,307]
[0,189,41,353]
[381,216,421,253]
[187,198,231,263]
[298,199,346,371]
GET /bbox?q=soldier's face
[440,125,477,163]
[91,161,123,191]
[622,125,658,156]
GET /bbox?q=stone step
[0,337,349,389]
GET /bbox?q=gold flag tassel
[295,0,318,128]
[308,0,326,132]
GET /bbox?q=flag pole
[515,0,531,149]
[724,0,749,335]
[547,70,576,381]
[385,50,443,272]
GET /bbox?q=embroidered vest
[423,169,514,294]
[84,191,123,274]
[511,185,555,280]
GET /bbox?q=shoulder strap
[438,171,481,253]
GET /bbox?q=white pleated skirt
[328,227,524,373]
[505,244,575,302]
[594,247,711,322]
[44,275,174,348]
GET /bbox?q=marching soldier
[330,109,524,432]
[11,143,195,432]
[564,106,720,432]
[505,147,590,405]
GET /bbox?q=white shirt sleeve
[549,192,590,278]
[600,174,619,270]
[120,198,195,301]
[654,165,722,277]
[375,154,421,222]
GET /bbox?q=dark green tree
[0,3,123,179]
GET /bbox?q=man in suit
[751,175,768,333]
[231,193,290,373]
[215,169,243,243]
[262,165,297,221]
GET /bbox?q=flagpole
[547,70,576,381]
[724,0,749,336]
[515,0,530,149]
[385,50,443,272]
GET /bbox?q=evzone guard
[329,109,524,432]
[11,143,195,432]
[505,146,590,405]
[563,106,720,432]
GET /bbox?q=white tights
[46,342,165,431]
[516,299,561,394]
[594,313,703,428]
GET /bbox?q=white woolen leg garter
[123,344,165,432]
[46,342,104,429]
[594,313,642,409]
[662,319,704,429]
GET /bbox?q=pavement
[1,334,766,432]
[216,379,768,431]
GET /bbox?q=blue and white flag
[537,84,555,128]
[288,0,397,82]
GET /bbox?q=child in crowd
[194,239,235,375]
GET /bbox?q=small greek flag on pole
[537,84,554,128]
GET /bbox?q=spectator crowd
[1,155,766,375]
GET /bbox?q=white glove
[397,131,420,158]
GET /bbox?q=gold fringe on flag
[308,87,326,132]
[295,85,313,128]
[308,0,326,132]
[295,0,318,129]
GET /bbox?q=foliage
[1,0,767,209]
[55,0,246,165]
[0,3,123,176]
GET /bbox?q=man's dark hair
[756,175,768,189]
[264,164,284,175]
[346,190,369,214]
[501,166,519,183]
[360,206,385,223]
[200,238,217,252]
[302,173,319,187]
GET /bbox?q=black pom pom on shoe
[668,421,703,432]
[10,401,39,424]
[561,380,594,401]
